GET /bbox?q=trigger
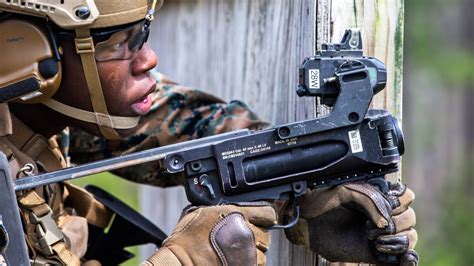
[269,205,300,230]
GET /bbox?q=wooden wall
[141,0,404,264]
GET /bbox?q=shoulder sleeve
[68,70,269,187]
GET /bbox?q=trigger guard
[269,205,300,230]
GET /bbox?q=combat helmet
[0,0,163,139]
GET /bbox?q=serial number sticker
[348,130,363,153]
[309,69,320,89]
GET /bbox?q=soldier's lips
[131,94,152,115]
[131,83,156,115]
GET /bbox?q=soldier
[0,0,418,265]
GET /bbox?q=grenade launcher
[0,29,404,265]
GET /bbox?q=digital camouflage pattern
[65,70,269,187]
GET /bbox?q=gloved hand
[142,202,277,266]
[284,182,418,265]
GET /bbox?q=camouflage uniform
[65,69,268,187]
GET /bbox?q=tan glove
[142,202,277,266]
[285,182,418,265]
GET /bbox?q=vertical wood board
[329,0,404,117]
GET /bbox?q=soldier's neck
[9,103,67,138]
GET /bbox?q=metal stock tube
[243,141,348,182]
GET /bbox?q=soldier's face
[55,35,158,136]
[97,43,158,117]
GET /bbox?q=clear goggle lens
[94,20,150,62]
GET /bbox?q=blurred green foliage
[415,160,474,265]
[405,0,474,264]
[71,172,139,266]
[406,0,474,88]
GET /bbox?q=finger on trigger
[248,223,271,251]
[242,206,277,228]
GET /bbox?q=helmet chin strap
[42,98,140,130]
[43,28,140,140]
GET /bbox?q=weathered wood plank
[329,0,404,117]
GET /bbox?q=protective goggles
[56,19,150,62]
[94,20,150,61]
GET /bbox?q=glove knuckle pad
[210,213,257,265]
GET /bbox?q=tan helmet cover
[0,0,162,29]
[91,0,152,28]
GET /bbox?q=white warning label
[348,130,363,153]
[309,69,320,89]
